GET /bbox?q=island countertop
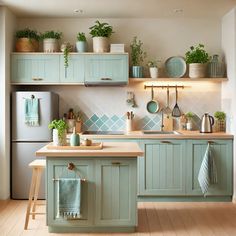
[36,142,143,157]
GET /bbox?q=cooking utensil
[172,86,181,117]
[163,87,172,115]
[146,86,159,113]
[200,113,214,133]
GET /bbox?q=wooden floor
[1,200,236,236]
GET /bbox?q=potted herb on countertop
[214,111,226,132]
[147,60,160,79]
[48,119,68,146]
[89,20,114,52]
[76,32,87,52]
[40,30,62,52]
[185,112,195,130]
[130,36,147,78]
[15,28,40,52]
[185,44,210,78]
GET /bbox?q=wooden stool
[24,159,46,230]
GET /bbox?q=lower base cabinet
[46,157,137,232]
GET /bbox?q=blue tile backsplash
[81,113,162,131]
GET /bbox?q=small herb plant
[130,36,147,66]
[89,20,114,38]
[77,32,86,41]
[185,112,195,121]
[214,111,226,121]
[48,119,68,140]
[40,31,62,40]
[147,60,159,68]
[185,44,210,64]
[15,28,40,41]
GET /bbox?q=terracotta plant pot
[15,38,39,52]
[92,37,109,53]
[189,63,207,78]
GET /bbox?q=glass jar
[208,54,225,78]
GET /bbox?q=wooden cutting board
[47,142,103,150]
[163,114,173,131]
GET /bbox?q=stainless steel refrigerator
[11,91,59,199]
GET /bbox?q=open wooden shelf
[129,77,228,83]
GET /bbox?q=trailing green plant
[77,32,86,41]
[185,112,195,121]
[48,119,68,140]
[89,20,114,38]
[147,60,159,68]
[214,111,226,121]
[130,36,147,66]
[15,28,40,41]
[185,44,210,64]
[40,30,62,40]
[63,46,69,68]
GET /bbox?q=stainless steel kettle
[200,113,214,133]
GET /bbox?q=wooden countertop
[36,142,143,157]
[78,130,233,140]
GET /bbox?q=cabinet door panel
[11,54,60,84]
[139,140,185,196]
[95,159,137,226]
[186,140,233,196]
[47,158,94,227]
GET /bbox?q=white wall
[17,18,223,122]
[0,7,16,200]
[222,8,236,201]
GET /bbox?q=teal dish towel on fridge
[24,98,39,126]
[198,143,218,196]
[57,178,82,219]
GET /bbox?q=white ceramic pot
[189,63,207,78]
[149,67,158,79]
[53,129,67,146]
[186,122,192,131]
[43,38,59,52]
[92,37,109,53]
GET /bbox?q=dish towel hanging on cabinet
[198,143,217,196]
[57,178,82,219]
[24,98,39,126]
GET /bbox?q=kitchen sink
[82,131,125,135]
[142,130,181,135]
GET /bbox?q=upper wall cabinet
[11,53,60,84]
[59,54,85,84]
[84,54,129,86]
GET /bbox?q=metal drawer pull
[101,78,112,81]
[208,141,215,144]
[32,77,43,81]
[161,141,171,144]
[112,162,121,165]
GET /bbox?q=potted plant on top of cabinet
[130,36,147,78]
[147,60,159,79]
[185,43,210,78]
[76,32,87,52]
[15,28,40,52]
[40,30,62,52]
[89,20,114,53]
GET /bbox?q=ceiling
[1,0,236,18]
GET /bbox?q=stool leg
[32,168,42,219]
[24,168,37,230]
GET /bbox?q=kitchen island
[36,142,143,233]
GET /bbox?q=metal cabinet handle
[101,78,112,81]
[208,141,215,144]
[112,162,121,165]
[161,141,171,144]
[32,77,43,81]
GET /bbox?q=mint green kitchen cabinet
[138,140,186,196]
[186,140,233,196]
[59,54,85,83]
[47,158,94,228]
[11,54,60,84]
[95,159,137,226]
[84,54,128,85]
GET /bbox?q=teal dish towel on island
[57,178,82,219]
[198,144,218,196]
[24,98,39,126]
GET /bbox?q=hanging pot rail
[144,85,185,89]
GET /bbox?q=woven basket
[214,120,226,132]
[15,38,39,52]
